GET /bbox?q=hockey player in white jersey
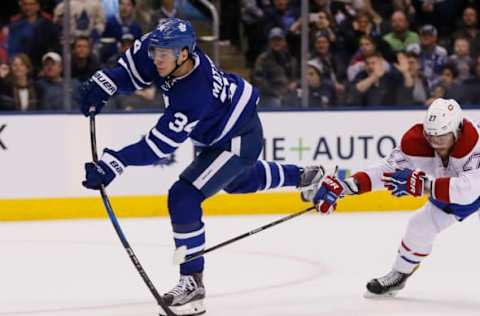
[78,18,324,315]
[306,98,480,297]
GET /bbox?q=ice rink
[0,211,479,316]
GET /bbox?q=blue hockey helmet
[148,18,196,59]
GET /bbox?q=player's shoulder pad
[451,119,479,159]
[400,123,435,157]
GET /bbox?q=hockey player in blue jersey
[79,18,323,316]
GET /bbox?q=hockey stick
[173,205,316,265]
[88,108,176,316]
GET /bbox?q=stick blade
[173,246,187,265]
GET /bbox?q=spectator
[149,0,184,30]
[263,0,299,35]
[411,0,462,42]
[311,0,331,13]
[291,10,336,44]
[383,10,419,52]
[107,85,162,111]
[8,0,60,72]
[35,52,80,111]
[392,0,417,21]
[284,59,336,108]
[349,0,382,23]
[71,36,101,82]
[101,0,143,63]
[289,8,335,59]
[266,0,301,57]
[347,35,378,81]
[453,6,480,57]
[0,61,10,110]
[0,24,8,64]
[252,27,298,107]
[346,52,411,106]
[338,9,384,57]
[54,0,105,42]
[219,0,242,47]
[405,51,429,105]
[461,55,480,105]
[105,34,162,111]
[240,0,271,68]
[448,37,473,82]
[105,33,135,67]
[407,24,447,88]
[0,62,8,80]
[393,51,415,105]
[309,32,347,98]
[327,1,355,27]
[426,63,461,104]
[0,53,38,111]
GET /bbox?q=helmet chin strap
[165,49,192,80]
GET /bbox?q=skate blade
[363,290,399,299]
[159,299,206,316]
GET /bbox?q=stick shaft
[89,112,176,316]
[182,206,315,264]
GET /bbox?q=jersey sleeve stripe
[260,160,271,190]
[151,127,181,148]
[274,162,285,188]
[118,58,142,90]
[144,135,169,158]
[352,171,372,193]
[432,177,450,203]
[126,49,152,86]
[209,80,253,145]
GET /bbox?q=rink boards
[1,109,478,220]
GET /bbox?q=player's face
[151,48,178,76]
[424,132,455,152]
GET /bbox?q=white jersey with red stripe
[351,118,480,211]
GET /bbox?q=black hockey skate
[364,269,411,298]
[299,165,325,201]
[160,273,206,316]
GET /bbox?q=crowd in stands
[0,0,164,111]
[1,0,480,111]
[246,0,480,107]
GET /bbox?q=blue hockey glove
[78,71,117,116]
[382,168,427,197]
[313,176,346,215]
[82,149,125,190]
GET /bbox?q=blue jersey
[100,32,259,166]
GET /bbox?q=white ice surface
[0,211,478,316]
